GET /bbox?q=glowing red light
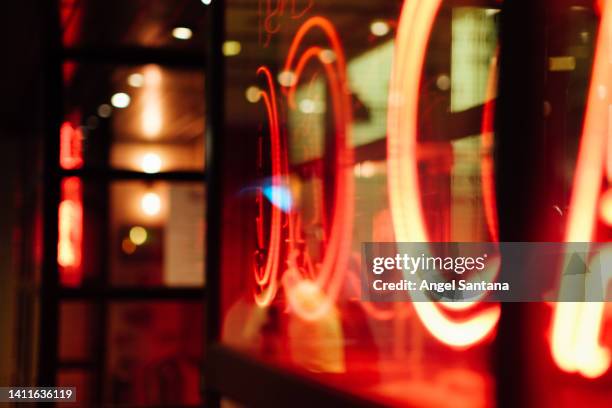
[386,0,500,348]
[250,17,354,321]
[599,188,612,226]
[58,176,83,287]
[60,122,83,170]
[253,66,284,307]
[281,17,354,321]
[481,50,499,243]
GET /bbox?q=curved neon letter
[281,17,355,321]
[387,0,500,348]
[253,66,284,307]
[551,0,612,378]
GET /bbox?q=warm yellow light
[144,65,162,86]
[141,192,161,216]
[599,188,612,225]
[127,73,144,87]
[129,226,148,245]
[172,27,193,40]
[319,49,336,64]
[245,86,261,103]
[141,65,163,137]
[142,108,162,136]
[277,70,296,87]
[141,153,162,173]
[222,41,241,56]
[436,74,451,91]
[111,92,131,108]
[298,99,316,113]
[370,20,390,37]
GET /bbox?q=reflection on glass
[220,1,501,406]
[110,181,205,287]
[59,179,205,288]
[63,63,205,171]
[60,0,208,50]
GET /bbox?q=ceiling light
[111,92,131,108]
[370,20,390,37]
[223,41,241,56]
[172,27,193,40]
[129,226,148,246]
[141,153,162,174]
[277,70,296,87]
[141,192,161,216]
[245,86,261,103]
[201,0,212,4]
[127,73,144,88]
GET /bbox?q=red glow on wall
[60,121,83,170]
[58,176,83,287]
[551,0,612,378]
[386,0,500,349]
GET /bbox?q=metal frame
[39,1,208,406]
[494,1,548,406]
[38,0,63,394]
[203,0,224,406]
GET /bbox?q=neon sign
[58,176,83,286]
[59,121,83,170]
[250,16,354,322]
[386,0,500,348]
[253,66,284,307]
[58,121,84,286]
[279,17,354,322]
[259,0,314,46]
[550,0,612,378]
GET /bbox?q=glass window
[109,181,205,287]
[219,0,500,406]
[62,63,205,172]
[60,0,208,51]
[58,179,205,287]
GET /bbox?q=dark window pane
[60,0,208,51]
[106,302,203,406]
[57,369,93,408]
[59,302,98,361]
